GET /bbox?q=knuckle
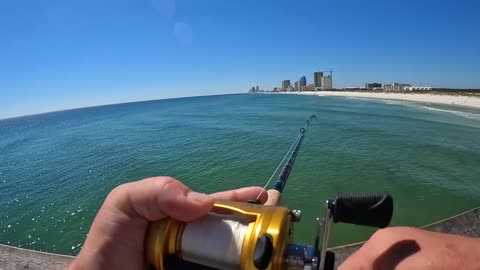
[156,176,177,183]
[370,227,414,242]
[370,227,392,241]
[151,176,187,193]
[108,183,129,200]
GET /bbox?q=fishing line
[255,132,302,200]
[255,115,316,200]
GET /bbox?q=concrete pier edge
[1,207,479,269]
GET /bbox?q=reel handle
[333,192,393,228]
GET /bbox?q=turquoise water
[1,93,480,255]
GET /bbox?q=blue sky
[1,0,479,118]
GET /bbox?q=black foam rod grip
[333,192,393,228]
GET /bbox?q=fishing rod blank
[264,114,316,206]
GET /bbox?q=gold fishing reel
[146,199,294,270]
[145,193,393,270]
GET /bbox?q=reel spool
[145,193,393,270]
[146,200,294,270]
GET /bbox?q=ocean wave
[344,96,366,100]
[420,106,480,120]
[379,99,415,106]
[346,96,415,107]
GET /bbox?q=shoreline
[287,91,480,110]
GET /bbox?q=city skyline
[1,0,480,119]
[248,69,472,93]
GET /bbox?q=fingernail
[187,191,211,203]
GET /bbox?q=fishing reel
[145,192,393,270]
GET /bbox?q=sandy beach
[292,91,480,109]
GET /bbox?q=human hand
[68,176,268,270]
[339,227,480,270]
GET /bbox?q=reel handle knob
[253,234,274,269]
[323,250,335,270]
[333,192,393,228]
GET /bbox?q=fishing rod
[259,114,317,206]
[145,115,394,270]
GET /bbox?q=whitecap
[420,106,480,120]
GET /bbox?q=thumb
[73,177,214,270]
[108,176,215,222]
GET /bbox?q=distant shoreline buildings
[248,70,436,93]
[364,83,432,91]
[248,70,335,93]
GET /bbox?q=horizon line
[0,92,242,121]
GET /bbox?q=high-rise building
[321,76,333,90]
[301,84,315,91]
[314,72,324,89]
[365,83,382,89]
[255,86,259,92]
[282,80,291,91]
[299,76,307,87]
[294,81,299,91]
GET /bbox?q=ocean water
[1,93,480,255]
